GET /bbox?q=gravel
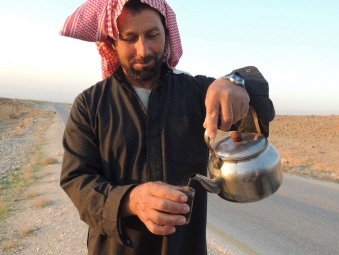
[0,113,88,255]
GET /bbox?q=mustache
[132,55,155,64]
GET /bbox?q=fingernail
[169,227,176,234]
[209,132,216,139]
[183,204,190,213]
[180,195,187,202]
[177,217,186,225]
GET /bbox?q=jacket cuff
[102,184,136,248]
[228,66,275,137]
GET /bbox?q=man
[59,0,275,254]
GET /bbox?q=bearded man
[59,0,275,254]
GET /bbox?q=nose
[135,37,149,57]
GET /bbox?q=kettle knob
[231,131,243,142]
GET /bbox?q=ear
[107,37,116,50]
[111,43,116,51]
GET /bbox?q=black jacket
[60,65,274,255]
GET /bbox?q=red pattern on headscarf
[59,0,182,79]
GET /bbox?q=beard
[119,53,164,81]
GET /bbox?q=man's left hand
[203,79,250,139]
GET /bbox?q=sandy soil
[0,98,52,177]
[213,115,339,183]
[269,115,339,182]
[0,98,50,133]
[0,97,87,254]
[269,115,339,181]
[0,97,338,254]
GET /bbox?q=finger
[149,209,187,226]
[144,209,189,235]
[230,104,241,125]
[241,103,249,119]
[150,194,190,217]
[144,220,177,235]
[169,185,188,194]
[151,183,187,203]
[204,102,219,139]
[218,102,233,131]
[231,103,248,125]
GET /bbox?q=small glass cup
[181,187,195,224]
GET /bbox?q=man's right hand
[120,182,190,235]
[204,78,249,139]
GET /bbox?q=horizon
[1,0,339,115]
[2,95,338,116]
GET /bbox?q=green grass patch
[0,200,9,220]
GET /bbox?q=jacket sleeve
[60,94,135,248]
[229,66,275,137]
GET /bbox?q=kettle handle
[248,105,262,135]
[204,132,220,168]
[204,105,262,164]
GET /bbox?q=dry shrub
[0,199,6,214]
[17,224,38,237]
[33,197,52,208]
[30,152,41,166]
[7,176,14,183]
[12,185,24,196]
[2,240,19,252]
[36,171,53,179]
[41,157,58,166]
[21,164,35,183]
[24,189,39,198]
[8,113,16,119]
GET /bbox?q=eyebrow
[120,26,162,37]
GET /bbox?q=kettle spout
[190,173,222,195]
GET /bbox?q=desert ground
[269,115,339,182]
[0,97,338,253]
[213,113,339,183]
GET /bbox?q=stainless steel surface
[198,130,283,203]
[213,133,268,160]
[190,174,222,195]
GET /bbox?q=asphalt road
[53,103,70,127]
[207,170,339,255]
[53,103,339,255]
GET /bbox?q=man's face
[113,7,166,81]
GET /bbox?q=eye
[147,33,159,39]
[119,36,137,43]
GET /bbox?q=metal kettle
[191,107,283,203]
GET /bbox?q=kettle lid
[213,132,268,160]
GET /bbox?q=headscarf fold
[59,0,182,79]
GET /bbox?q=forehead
[117,7,164,34]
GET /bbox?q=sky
[0,0,338,115]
